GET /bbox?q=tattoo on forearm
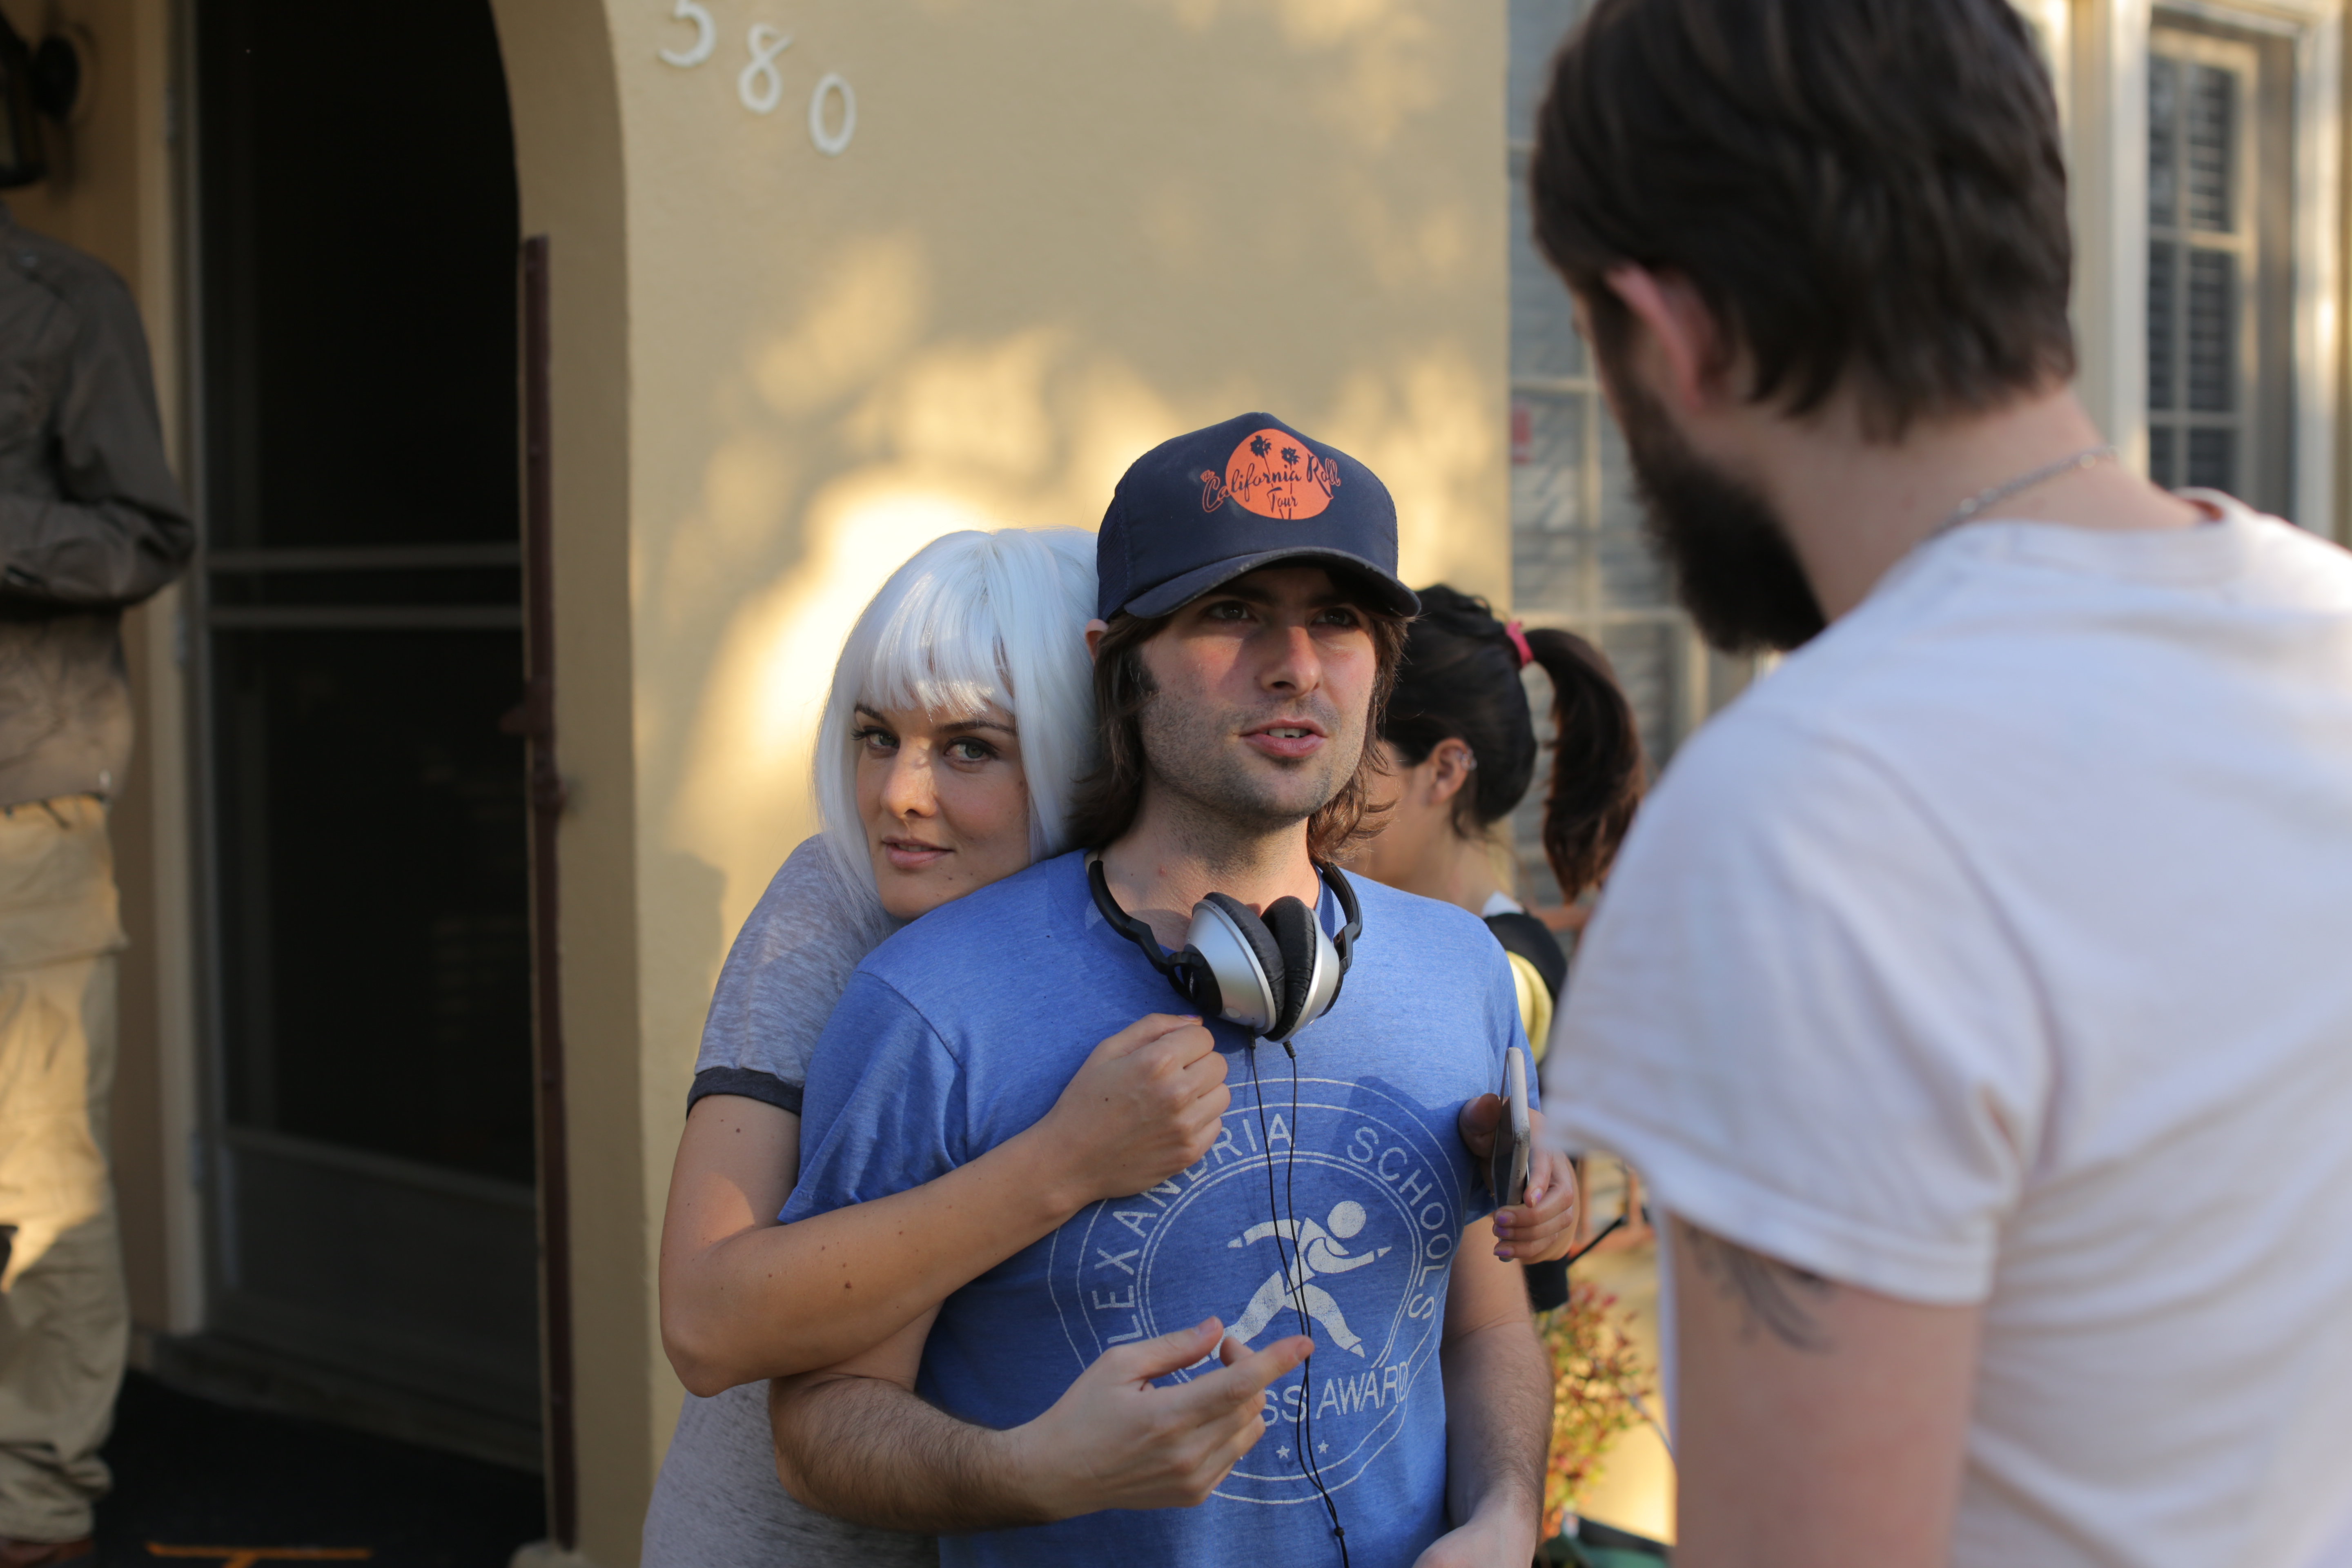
[1683,1227,1835,1352]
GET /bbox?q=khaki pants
[0,796,127,1542]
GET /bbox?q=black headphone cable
[1244,1040,1350,1567]
[1283,1042,1349,1560]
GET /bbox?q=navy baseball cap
[1095,412,1420,621]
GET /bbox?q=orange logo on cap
[1199,430,1341,521]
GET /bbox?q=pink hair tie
[1504,619,1535,669]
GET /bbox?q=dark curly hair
[1380,585,1644,900]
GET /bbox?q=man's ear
[1085,618,1109,661]
[1603,264,1729,416]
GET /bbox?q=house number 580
[658,1,856,157]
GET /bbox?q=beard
[1603,359,1827,655]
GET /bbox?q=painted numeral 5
[658,0,716,68]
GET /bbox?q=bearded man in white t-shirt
[1528,2,2352,1566]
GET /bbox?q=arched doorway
[179,0,542,1470]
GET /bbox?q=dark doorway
[185,0,538,1462]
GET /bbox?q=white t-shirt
[1546,497,2352,1568]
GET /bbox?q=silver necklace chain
[1933,443,2116,538]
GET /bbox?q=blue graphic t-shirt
[782,851,1528,1568]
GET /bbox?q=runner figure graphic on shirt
[1227,1200,1391,1355]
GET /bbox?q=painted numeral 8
[739,23,794,114]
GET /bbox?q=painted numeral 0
[808,71,853,156]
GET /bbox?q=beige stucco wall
[520,1,1510,1558]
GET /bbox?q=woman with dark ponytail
[1351,584,1646,1306]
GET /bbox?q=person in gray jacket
[0,199,192,1568]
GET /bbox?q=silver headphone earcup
[1187,896,1281,1034]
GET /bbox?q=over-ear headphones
[1087,853,1363,1565]
[1087,858,1361,1042]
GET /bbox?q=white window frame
[2147,26,2264,491]
[2050,0,2342,531]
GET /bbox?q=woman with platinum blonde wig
[644,528,1235,1567]
[811,526,1099,911]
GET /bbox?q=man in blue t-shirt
[770,414,1550,1567]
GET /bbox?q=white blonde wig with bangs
[813,528,1099,914]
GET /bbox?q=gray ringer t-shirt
[641,836,928,1568]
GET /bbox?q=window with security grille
[1505,0,1751,905]
[2146,20,2294,512]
